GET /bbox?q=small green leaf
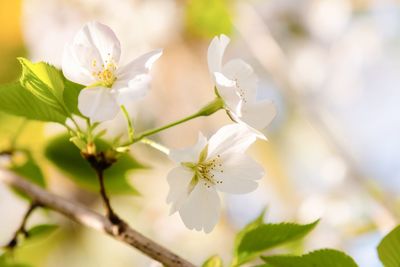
[0,82,67,123]
[45,134,144,195]
[0,253,32,267]
[18,58,69,116]
[185,0,233,38]
[10,150,46,200]
[11,150,46,188]
[0,253,6,264]
[377,225,400,267]
[26,224,58,240]
[233,220,319,266]
[262,249,358,267]
[234,209,267,250]
[202,255,223,267]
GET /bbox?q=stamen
[196,154,224,186]
[91,57,117,87]
[235,78,247,103]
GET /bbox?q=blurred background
[0,0,400,266]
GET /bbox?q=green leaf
[234,209,267,250]
[0,253,32,267]
[0,82,67,123]
[377,225,400,267]
[6,264,33,267]
[18,58,68,116]
[202,255,223,267]
[63,78,83,115]
[0,254,6,265]
[11,150,46,188]
[26,224,58,240]
[10,150,46,200]
[233,220,319,266]
[45,134,144,195]
[185,0,233,38]
[262,249,358,267]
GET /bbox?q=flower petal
[214,155,264,194]
[62,22,121,86]
[222,58,258,102]
[79,21,121,65]
[213,72,241,112]
[166,166,193,214]
[169,133,208,163]
[223,58,255,82]
[178,183,220,233]
[207,124,257,158]
[62,43,98,86]
[116,49,163,81]
[207,34,230,74]
[114,74,152,105]
[78,87,120,122]
[241,99,277,131]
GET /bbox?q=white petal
[114,74,152,105]
[62,43,98,86]
[214,155,264,194]
[178,183,220,233]
[207,124,257,158]
[207,34,230,74]
[213,72,241,113]
[169,133,208,163]
[62,22,121,85]
[79,21,121,65]
[78,87,120,122]
[116,49,163,81]
[223,59,255,82]
[166,166,193,214]
[222,58,258,102]
[213,72,236,87]
[241,100,277,131]
[217,178,258,194]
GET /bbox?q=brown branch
[0,169,197,267]
[6,201,40,249]
[95,168,120,223]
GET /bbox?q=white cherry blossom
[62,21,162,122]
[166,124,264,233]
[207,34,277,138]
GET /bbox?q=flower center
[196,155,224,188]
[91,58,117,88]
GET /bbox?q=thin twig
[95,168,120,224]
[5,201,40,249]
[0,169,196,267]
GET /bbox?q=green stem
[131,97,224,144]
[140,138,170,155]
[69,116,83,133]
[121,105,134,143]
[85,118,93,143]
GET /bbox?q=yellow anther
[92,59,117,87]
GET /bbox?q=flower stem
[131,97,224,144]
[140,138,170,155]
[121,105,134,143]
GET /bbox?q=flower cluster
[167,124,264,232]
[62,22,276,233]
[62,21,162,122]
